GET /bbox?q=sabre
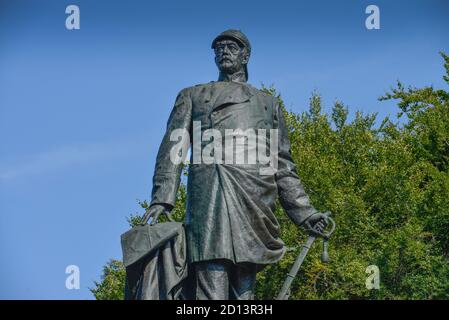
[276,212,336,300]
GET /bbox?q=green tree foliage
[92,53,449,300]
[90,259,126,300]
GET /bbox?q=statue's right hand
[140,204,172,226]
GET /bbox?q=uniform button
[264,105,268,111]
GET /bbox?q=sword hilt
[321,239,329,263]
[313,212,335,263]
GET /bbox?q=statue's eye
[215,46,225,53]
[228,45,239,53]
[215,44,240,54]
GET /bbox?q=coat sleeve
[150,88,192,208]
[273,98,318,226]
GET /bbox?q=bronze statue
[142,29,329,300]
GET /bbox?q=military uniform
[149,30,318,299]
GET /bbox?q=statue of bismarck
[142,29,328,300]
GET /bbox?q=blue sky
[0,0,447,299]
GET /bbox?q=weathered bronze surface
[142,29,329,300]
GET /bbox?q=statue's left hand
[304,212,329,237]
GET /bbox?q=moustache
[219,57,232,63]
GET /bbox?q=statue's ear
[242,51,250,64]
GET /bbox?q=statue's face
[214,38,248,74]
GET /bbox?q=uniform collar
[218,69,247,83]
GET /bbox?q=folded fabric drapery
[121,222,187,300]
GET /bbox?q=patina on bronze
[141,29,329,300]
